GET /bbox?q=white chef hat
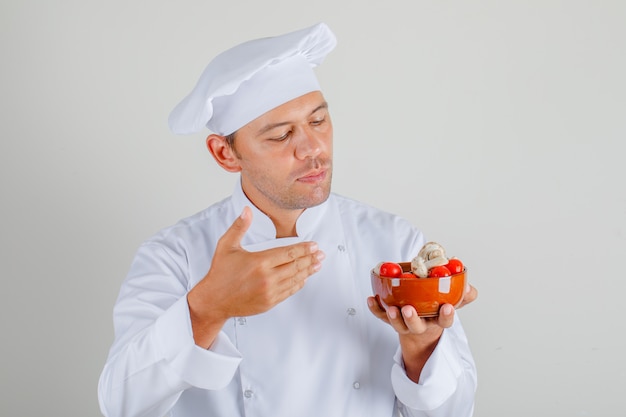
[168,22,337,136]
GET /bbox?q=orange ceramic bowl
[371,262,466,317]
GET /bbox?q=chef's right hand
[187,206,325,348]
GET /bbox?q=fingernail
[309,242,319,253]
[316,251,326,261]
[465,283,471,293]
[388,309,397,319]
[443,304,453,315]
[367,298,374,308]
[403,307,413,318]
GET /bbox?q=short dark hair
[224,131,241,157]
[225,132,236,149]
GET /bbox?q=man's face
[232,91,333,214]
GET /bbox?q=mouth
[297,168,328,184]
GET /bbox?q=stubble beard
[249,157,333,211]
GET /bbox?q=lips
[297,168,327,183]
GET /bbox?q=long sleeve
[97,243,242,417]
[391,317,477,417]
[98,190,477,416]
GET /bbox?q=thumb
[219,206,253,250]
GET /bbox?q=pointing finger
[218,206,253,250]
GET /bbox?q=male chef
[98,22,477,417]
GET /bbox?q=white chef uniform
[98,180,477,417]
[99,21,476,417]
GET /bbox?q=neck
[269,209,303,238]
[239,183,304,238]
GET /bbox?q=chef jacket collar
[231,178,329,244]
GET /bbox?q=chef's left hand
[366,283,477,382]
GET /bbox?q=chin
[303,185,331,208]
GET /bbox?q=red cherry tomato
[445,258,464,274]
[428,265,451,277]
[400,272,417,278]
[379,262,403,278]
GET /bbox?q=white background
[1,1,625,416]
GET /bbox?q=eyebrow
[256,102,329,135]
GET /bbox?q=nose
[294,128,322,160]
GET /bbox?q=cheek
[322,127,333,149]
[240,155,290,179]
[322,135,333,156]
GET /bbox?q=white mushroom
[411,241,449,278]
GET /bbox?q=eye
[269,130,291,141]
[310,107,329,126]
[310,117,326,126]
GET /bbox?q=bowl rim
[371,262,466,280]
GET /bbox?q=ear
[206,134,242,173]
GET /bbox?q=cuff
[391,323,463,410]
[153,295,242,389]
